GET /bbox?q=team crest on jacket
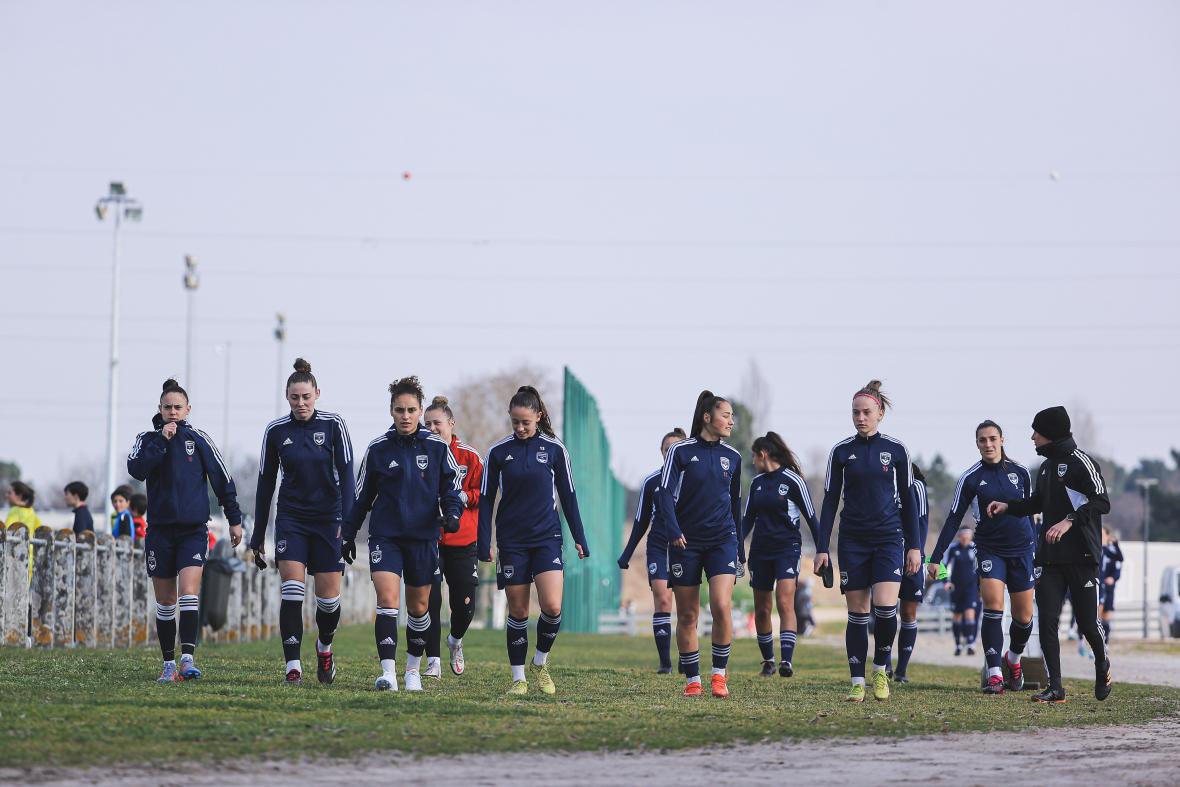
[536,451,549,464]
[276,540,287,554]
[879,452,892,466]
[313,431,326,446]
[1057,463,1068,478]
[778,483,789,496]
[370,546,383,564]
[719,457,731,471]
[184,440,196,456]
[416,455,429,470]
[1008,472,1020,486]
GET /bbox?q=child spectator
[111,484,135,538]
[5,480,40,582]
[64,481,95,536]
[130,493,148,540]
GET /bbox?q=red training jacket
[441,435,483,547]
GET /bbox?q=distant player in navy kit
[942,529,979,656]
[617,427,686,674]
[250,359,355,686]
[657,390,743,699]
[478,386,590,696]
[1099,527,1122,643]
[743,431,818,679]
[128,378,243,684]
[344,376,463,693]
[929,420,1036,693]
[891,463,930,684]
[987,405,1112,703]
[816,380,921,702]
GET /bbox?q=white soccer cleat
[404,669,423,692]
[375,672,399,692]
[423,657,442,680]
[449,638,465,676]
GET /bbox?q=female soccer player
[478,386,590,695]
[344,376,463,692]
[250,359,355,686]
[657,391,743,698]
[617,427,686,674]
[743,431,818,678]
[422,395,484,679]
[942,528,979,656]
[128,378,243,684]
[815,380,921,702]
[928,420,1036,693]
[1099,527,1123,643]
[890,462,930,684]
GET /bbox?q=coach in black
[987,406,1111,703]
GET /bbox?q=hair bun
[431,395,449,407]
[865,379,883,392]
[293,357,312,373]
[162,378,180,391]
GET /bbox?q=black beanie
[1032,406,1071,441]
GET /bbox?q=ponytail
[911,462,927,483]
[751,431,802,475]
[853,379,891,410]
[690,390,730,438]
[509,386,555,437]
[663,427,687,444]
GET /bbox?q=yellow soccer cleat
[872,670,891,701]
[846,682,866,702]
[530,661,556,695]
[506,679,529,696]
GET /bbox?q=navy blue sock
[1008,617,1033,657]
[315,595,341,647]
[155,602,176,662]
[506,616,529,666]
[711,642,731,672]
[780,630,797,665]
[536,611,561,655]
[965,617,978,645]
[895,619,918,676]
[952,620,962,646]
[375,607,399,662]
[178,594,199,657]
[406,611,430,658]
[756,631,774,662]
[280,580,305,663]
[872,605,897,668]
[981,609,1004,671]
[652,613,672,668]
[846,612,870,679]
[679,649,700,680]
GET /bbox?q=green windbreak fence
[561,366,625,633]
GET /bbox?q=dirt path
[10,712,1180,786]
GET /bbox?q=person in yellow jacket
[5,480,42,580]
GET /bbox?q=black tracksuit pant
[1036,564,1108,690]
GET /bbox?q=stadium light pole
[183,255,200,391]
[274,313,286,417]
[1137,478,1158,638]
[95,182,143,522]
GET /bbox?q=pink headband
[853,391,882,408]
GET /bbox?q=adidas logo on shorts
[893,568,902,576]
[193,553,203,561]
[552,557,562,565]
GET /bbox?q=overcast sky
[2,1,1178,502]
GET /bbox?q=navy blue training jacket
[127,416,242,527]
[742,467,819,557]
[944,540,978,588]
[818,432,919,553]
[655,437,744,561]
[618,469,662,568]
[930,459,1035,564]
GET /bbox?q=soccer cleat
[1003,654,1024,691]
[449,639,465,676]
[845,683,866,702]
[375,672,399,692]
[759,660,776,677]
[404,669,423,692]
[779,662,794,678]
[982,675,1005,695]
[711,673,729,698]
[423,658,442,680]
[966,646,976,656]
[1095,660,1112,701]
[657,664,674,675]
[872,670,890,701]
[954,646,962,657]
[683,680,703,697]
[894,673,908,684]
[178,656,201,681]
[530,661,556,695]
[506,679,529,696]
[157,662,181,684]
[1031,686,1067,704]
[316,650,336,685]
[885,666,894,681]
[285,669,303,686]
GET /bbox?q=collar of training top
[1036,435,1078,459]
[695,435,721,447]
[854,431,880,443]
[290,409,319,425]
[388,425,425,445]
[152,413,189,430]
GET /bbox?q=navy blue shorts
[668,535,738,587]
[368,536,438,587]
[837,532,904,592]
[1101,584,1116,610]
[950,587,979,613]
[145,524,208,579]
[900,561,927,602]
[496,540,564,589]
[274,516,344,575]
[976,545,1035,593]
[748,542,802,591]
[646,545,670,583]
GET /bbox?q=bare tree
[436,363,556,455]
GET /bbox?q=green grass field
[1,625,1177,769]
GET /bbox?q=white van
[1160,566,1180,639]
